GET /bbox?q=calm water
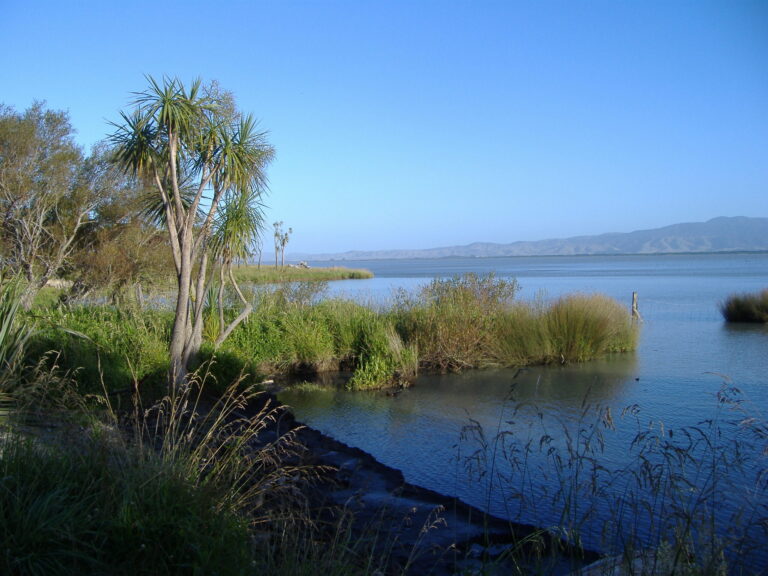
[280,253,768,566]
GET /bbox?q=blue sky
[2,0,766,255]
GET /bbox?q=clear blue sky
[2,0,766,255]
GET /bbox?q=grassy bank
[720,288,768,323]
[221,274,637,389]
[232,264,373,284]
[25,274,638,394]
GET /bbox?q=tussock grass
[544,293,638,362]
[720,288,768,323]
[0,362,316,575]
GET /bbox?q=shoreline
[270,397,601,575]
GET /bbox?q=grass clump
[394,275,636,372]
[544,293,638,362]
[720,288,768,323]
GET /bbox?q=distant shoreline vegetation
[720,288,768,323]
[232,265,373,284]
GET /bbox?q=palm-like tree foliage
[109,76,275,385]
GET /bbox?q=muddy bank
[268,400,601,576]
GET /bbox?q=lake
[279,253,768,569]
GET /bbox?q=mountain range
[295,217,768,261]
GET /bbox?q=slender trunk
[214,265,253,347]
[135,283,145,309]
[217,263,226,338]
[169,236,193,388]
[183,251,209,370]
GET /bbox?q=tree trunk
[169,240,193,388]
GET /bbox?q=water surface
[280,253,768,565]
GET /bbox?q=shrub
[394,273,520,371]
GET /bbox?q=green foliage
[22,275,637,398]
[25,306,171,397]
[720,288,768,323]
[0,276,31,392]
[0,432,253,576]
[0,102,98,308]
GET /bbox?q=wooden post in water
[631,291,642,322]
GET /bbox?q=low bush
[393,273,520,371]
[720,288,768,323]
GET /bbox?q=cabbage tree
[110,77,274,386]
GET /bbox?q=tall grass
[720,288,768,323]
[0,360,320,575]
[198,274,639,390]
[459,381,768,574]
[393,273,520,372]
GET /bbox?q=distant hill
[295,217,768,261]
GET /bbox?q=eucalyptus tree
[110,77,274,385]
[0,102,99,308]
